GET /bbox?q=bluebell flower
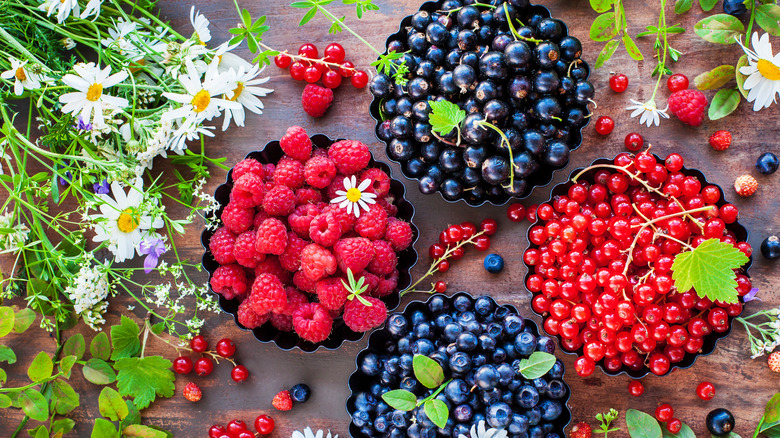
[139,238,166,273]
[93,179,110,194]
[74,116,93,131]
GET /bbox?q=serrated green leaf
[381,389,417,411]
[590,0,614,13]
[50,379,80,415]
[699,0,718,11]
[91,332,110,360]
[675,0,693,14]
[623,34,644,61]
[626,409,662,438]
[694,14,745,44]
[13,308,35,333]
[0,393,12,408]
[672,238,748,303]
[114,356,174,410]
[51,418,76,436]
[20,388,49,421]
[122,425,168,438]
[590,12,618,41]
[695,65,736,90]
[424,399,449,429]
[515,351,557,379]
[595,39,620,68]
[413,354,444,388]
[736,54,750,98]
[0,344,16,363]
[429,100,466,137]
[59,355,77,378]
[0,306,14,337]
[756,5,780,36]
[91,418,117,438]
[110,315,140,360]
[83,358,116,385]
[63,333,86,360]
[28,351,53,382]
[708,88,741,120]
[99,387,128,421]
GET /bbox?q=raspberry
[768,351,780,372]
[255,218,288,255]
[309,211,343,247]
[304,155,337,189]
[234,230,263,268]
[279,233,308,272]
[273,157,305,189]
[709,130,732,151]
[359,168,391,198]
[334,237,375,273]
[262,164,275,181]
[316,277,350,310]
[270,312,293,332]
[367,240,397,276]
[237,298,270,329]
[210,264,249,299]
[301,84,334,118]
[385,218,413,251]
[295,188,322,205]
[570,422,592,438]
[300,243,337,281]
[232,158,265,181]
[355,204,388,240]
[293,302,333,343]
[249,273,287,315]
[321,204,356,233]
[253,210,270,229]
[293,270,317,294]
[356,271,380,295]
[328,140,371,175]
[254,256,292,285]
[325,175,347,199]
[373,270,398,297]
[183,382,202,402]
[377,197,398,217]
[272,390,294,411]
[282,287,309,316]
[289,204,321,239]
[231,172,265,208]
[279,126,312,161]
[668,89,708,126]
[209,227,237,265]
[221,202,254,234]
[262,185,296,217]
[343,296,387,332]
[734,174,758,197]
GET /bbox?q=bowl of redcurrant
[368,0,594,207]
[522,151,753,378]
[201,132,420,352]
[347,292,572,438]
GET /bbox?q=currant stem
[477,120,515,188]
[571,162,667,199]
[145,320,237,366]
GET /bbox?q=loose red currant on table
[216,338,237,358]
[697,381,716,400]
[609,73,629,92]
[667,418,682,434]
[227,420,249,435]
[194,357,214,376]
[209,424,227,438]
[656,404,674,422]
[595,116,614,135]
[255,415,275,435]
[508,203,527,222]
[351,70,369,88]
[298,43,318,59]
[173,356,193,374]
[667,73,689,92]
[323,43,346,63]
[232,365,250,382]
[481,218,498,235]
[190,335,208,352]
[625,132,644,151]
[628,380,644,397]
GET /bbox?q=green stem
[417,379,453,406]
[746,0,757,40]
[0,27,50,71]
[315,6,382,55]
[477,120,515,187]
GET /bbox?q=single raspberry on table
[231,172,265,208]
[302,84,334,118]
[328,140,371,175]
[343,296,387,332]
[768,351,780,372]
[237,298,270,329]
[270,312,294,332]
[183,382,202,402]
[385,217,413,251]
[668,89,708,126]
[570,422,592,438]
[292,302,334,343]
[367,240,397,276]
[304,155,337,189]
[254,256,292,285]
[232,158,265,181]
[210,264,249,299]
[734,174,758,197]
[300,243,338,281]
[289,204,321,239]
[273,157,305,189]
[359,168,391,197]
[279,233,308,272]
[295,187,322,205]
[249,273,287,315]
[279,126,312,161]
[293,270,317,294]
[209,227,237,265]
[282,287,309,316]
[309,211,343,247]
[334,237,375,273]
[255,218,288,256]
[234,230,263,268]
[262,185,296,217]
[709,130,732,151]
[272,390,293,411]
[356,204,388,240]
[315,277,350,310]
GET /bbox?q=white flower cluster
[65,257,111,330]
[0,210,30,254]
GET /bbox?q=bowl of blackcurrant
[522,151,753,378]
[347,292,572,438]
[369,0,594,206]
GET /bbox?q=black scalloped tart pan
[369,1,592,207]
[201,134,420,352]
[523,154,752,378]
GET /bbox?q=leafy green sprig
[342,268,373,307]
[636,0,683,77]
[589,0,644,68]
[595,409,620,438]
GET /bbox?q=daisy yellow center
[15,68,26,81]
[117,208,141,233]
[346,188,362,203]
[191,89,211,112]
[227,82,244,101]
[758,59,780,81]
[86,83,103,102]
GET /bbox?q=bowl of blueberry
[522,151,753,378]
[369,0,594,206]
[347,292,572,438]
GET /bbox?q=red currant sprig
[274,43,368,89]
[150,328,249,383]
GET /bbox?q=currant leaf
[671,238,749,304]
[428,100,466,137]
[114,356,174,410]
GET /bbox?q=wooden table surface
[2,0,779,436]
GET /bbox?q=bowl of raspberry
[523,151,753,378]
[201,128,419,352]
[347,292,572,438]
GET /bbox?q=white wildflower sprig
[736,305,780,358]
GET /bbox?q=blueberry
[414,321,434,339]
[454,404,473,422]
[487,402,513,428]
[384,356,401,375]
[400,376,420,392]
[453,295,474,312]
[548,360,564,379]
[762,235,780,260]
[503,314,525,336]
[723,0,747,16]
[515,332,537,355]
[430,351,450,371]
[391,409,410,429]
[354,392,378,412]
[472,353,488,367]
[536,336,556,354]
[450,351,474,374]
[486,322,504,338]
[445,379,470,404]
[408,423,422,438]
[435,313,454,329]
[410,310,428,325]
[484,254,505,273]
[374,416,389,433]
[387,314,409,338]
[380,370,398,386]
[377,401,391,415]
[528,426,544,438]
[361,353,381,376]
[412,339,435,356]
[533,377,550,395]
[457,332,479,352]
[516,385,540,408]
[481,388,503,405]
[492,347,507,364]
[479,334,497,351]
[428,295,449,313]
[473,412,487,425]
[397,336,412,354]
[369,383,386,398]
[509,413,530,435]
[526,407,542,426]
[290,383,311,403]
[444,323,464,342]
[475,364,500,390]
[547,379,567,399]
[756,152,779,174]
[539,399,562,421]
[352,410,371,427]
[453,424,471,438]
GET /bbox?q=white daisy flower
[215,42,250,73]
[459,421,508,438]
[101,18,144,60]
[221,64,274,130]
[190,6,211,44]
[292,428,337,438]
[738,32,780,111]
[330,176,377,218]
[81,0,102,19]
[59,63,129,128]
[1,58,42,96]
[39,0,80,23]
[161,59,240,125]
[168,120,215,155]
[90,178,164,263]
[626,99,669,127]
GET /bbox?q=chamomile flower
[626,99,669,127]
[59,63,129,128]
[459,421,508,438]
[190,6,211,44]
[737,32,780,111]
[101,18,143,60]
[1,58,42,96]
[39,0,80,23]
[167,119,215,155]
[330,176,377,218]
[90,178,163,263]
[81,0,102,19]
[161,59,240,125]
[292,428,337,438]
[221,64,273,130]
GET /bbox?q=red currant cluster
[208,415,274,438]
[174,335,249,402]
[274,43,369,89]
[523,150,752,376]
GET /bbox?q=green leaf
[19,388,49,421]
[13,308,35,333]
[59,355,77,378]
[0,344,16,363]
[122,425,169,438]
[429,100,466,137]
[0,368,6,385]
[675,0,693,14]
[699,0,718,11]
[424,399,449,429]
[766,394,780,424]
[299,7,318,26]
[63,333,86,360]
[707,88,741,121]
[241,8,251,27]
[99,387,128,421]
[120,400,141,430]
[672,238,748,302]
[90,332,110,360]
[756,4,780,36]
[83,358,117,385]
[110,315,140,360]
[590,0,614,13]
[29,425,48,438]
[590,12,618,41]
[91,418,118,438]
[114,356,175,410]
[27,351,53,382]
[694,14,745,44]
[51,418,76,436]
[515,351,557,379]
[0,306,14,337]
[151,322,165,335]
[413,355,445,389]
[381,389,417,411]
[736,54,750,98]
[695,65,736,90]
[50,379,80,415]
[0,393,12,408]
[290,1,314,7]
[626,409,663,438]
[595,39,620,68]
[623,34,644,61]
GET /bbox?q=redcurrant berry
[628,380,644,397]
[339,61,355,77]
[480,218,498,235]
[696,381,716,400]
[304,66,322,83]
[216,338,236,358]
[595,116,614,135]
[655,404,674,422]
[665,153,684,172]
[298,43,318,59]
[172,356,193,375]
[227,420,249,434]
[474,236,491,251]
[323,43,346,63]
[289,62,307,81]
[667,73,689,92]
[190,335,208,352]
[667,419,682,434]
[507,203,527,222]
[274,53,292,69]
[434,281,447,293]
[255,415,275,435]
[351,71,369,88]
[322,70,343,88]
[460,222,477,239]
[609,73,629,92]
[575,356,595,377]
[209,425,227,438]
[194,357,214,376]
[625,132,643,152]
[231,365,249,382]
[437,260,450,272]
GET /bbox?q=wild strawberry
[709,130,732,151]
[768,351,780,372]
[183,382,202,402]
[272,390,293,411]
[734,174,758,197]
[571,422,592,438]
